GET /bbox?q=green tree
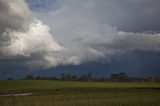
[61,73,72,81]
[78,75,88,81]
[111,72,129,82]
[25,75,34,80]
[87,72,92,82]
[71,75,77,81]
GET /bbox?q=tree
[25,75,34,80]
[71,75,77,81]
[35,76,42,80]
[111,72,129,82]
[7,78,13,80]
[78,72,92,81]
[61,73,72,81]
[78,75,88,81]
[61,74,66,81]
[111,73,118,82]
[49,76,58,80]
[87,72,92,82]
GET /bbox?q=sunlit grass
[0,80,160,92]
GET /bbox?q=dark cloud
[1,0,160,78]
[31,50,160,78]
[31,0,160,32]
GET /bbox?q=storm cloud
[0,0,63,69]
[32,0,160,65]
[0,0,160,75]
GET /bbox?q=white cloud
[1,19,63,56]
[0,0,63,68]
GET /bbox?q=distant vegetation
[19,72,160,82]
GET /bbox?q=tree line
[17,72,160,82]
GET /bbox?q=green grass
[0,80,160,106]
[0,80,160,92]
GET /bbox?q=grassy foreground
[0,80,160,91]
[0,80,160,106]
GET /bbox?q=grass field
[0,80,160,106]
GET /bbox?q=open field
[0,80,160,106]
[0,80,160,92]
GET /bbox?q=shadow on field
[0,87,160,106]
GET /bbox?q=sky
[0,0,160,79]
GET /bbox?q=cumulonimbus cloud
[1,0,160,71]
[0,0,63,69]
[33,0,160,65]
